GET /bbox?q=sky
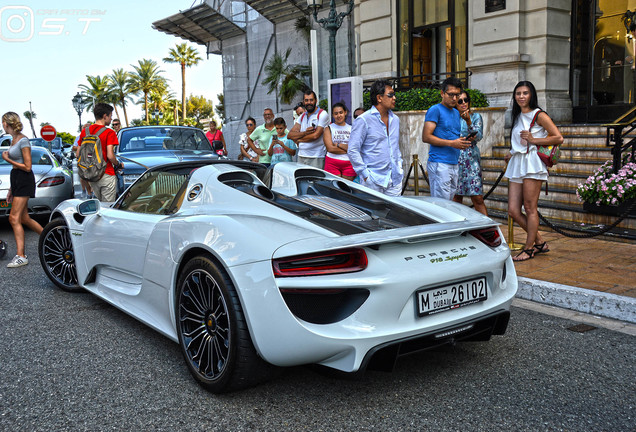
[0,1,223,137]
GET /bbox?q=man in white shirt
[287,90,330,168]
[348,80,404,196]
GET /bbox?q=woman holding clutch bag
[504,81,563,262]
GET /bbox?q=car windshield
[117,166,194,215]
[0,146,55,166]
[30,137,62,150]
[118,127,212,153]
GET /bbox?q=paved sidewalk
[504,226,636,323]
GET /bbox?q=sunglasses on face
[445,92,461,98]
[457,98,470,104]
[246,123,255,127]
[384,92,396,98]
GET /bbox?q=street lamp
[152,108,162,124]
[307,0,355,79]
[72,92,86,132]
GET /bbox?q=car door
[82,169,188,294]
[82,209,163,294]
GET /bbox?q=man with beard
[287,90,330,168]
[247,107,278,167]
[421,77,471,200]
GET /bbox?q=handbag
[529,109,560,168]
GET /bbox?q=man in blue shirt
[422,77,471,200]
[348,80,403,196]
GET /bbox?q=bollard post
[507,216,524,250]
[413,154,419,196]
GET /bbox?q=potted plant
[576,153,636,217]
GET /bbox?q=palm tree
[23,110,37,138]
[78,75,111,113]
[107,92,123,122]
[128,59,166,123]
[163,43,202,124]
[165,99,181,125]
[148,80,175,124]
[262,48,311,105]
[108,68,133,126]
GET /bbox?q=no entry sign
[40,125,57,142]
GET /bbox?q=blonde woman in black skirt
[1,112,43,268]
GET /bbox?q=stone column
[466,1,572,124]
[355,0,397,79]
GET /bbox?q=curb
[516,277,636,324]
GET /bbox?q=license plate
[0,200,11,210]
[416,277,487,316]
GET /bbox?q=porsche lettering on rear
[404,246,477,262]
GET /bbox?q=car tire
[38,218,82,292]
[176,256,274,393]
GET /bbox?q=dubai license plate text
[417,277,487,316]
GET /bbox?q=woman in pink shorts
[323,103,355,180]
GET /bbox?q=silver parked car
[0,146,74,217]
[0,134,11,149]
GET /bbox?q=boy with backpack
[76,103,122,202]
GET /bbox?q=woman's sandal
[513,248,535,262]
[533,242,550,254]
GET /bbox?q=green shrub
[362,88,489,112]
[465,89,489,108]
[57,131,76,146]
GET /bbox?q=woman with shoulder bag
[504,81,563,262]
[206,120,227,156]
[1,112,43,268]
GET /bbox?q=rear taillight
[273,248,368,277]
[469,227,502,248]
[38,176,65,187]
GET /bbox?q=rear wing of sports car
[272,219,503,259]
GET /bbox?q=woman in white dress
[504,81,563,262]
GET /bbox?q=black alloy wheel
[38,219,81,292]
[176,256,274,393]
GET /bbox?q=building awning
[152,3,245,50]
[244,0,309,24]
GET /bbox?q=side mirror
[212,140,224,151]
[77,199,100,216]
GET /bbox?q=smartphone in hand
[466,131,478,139]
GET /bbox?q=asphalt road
[0,224,634,431]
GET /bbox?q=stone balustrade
[395,107,507,172]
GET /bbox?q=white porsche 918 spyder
[39,160,518,393]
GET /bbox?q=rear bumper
[362,310,511,372]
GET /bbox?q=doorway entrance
[572,0,635,123]
[398,0,467,88]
